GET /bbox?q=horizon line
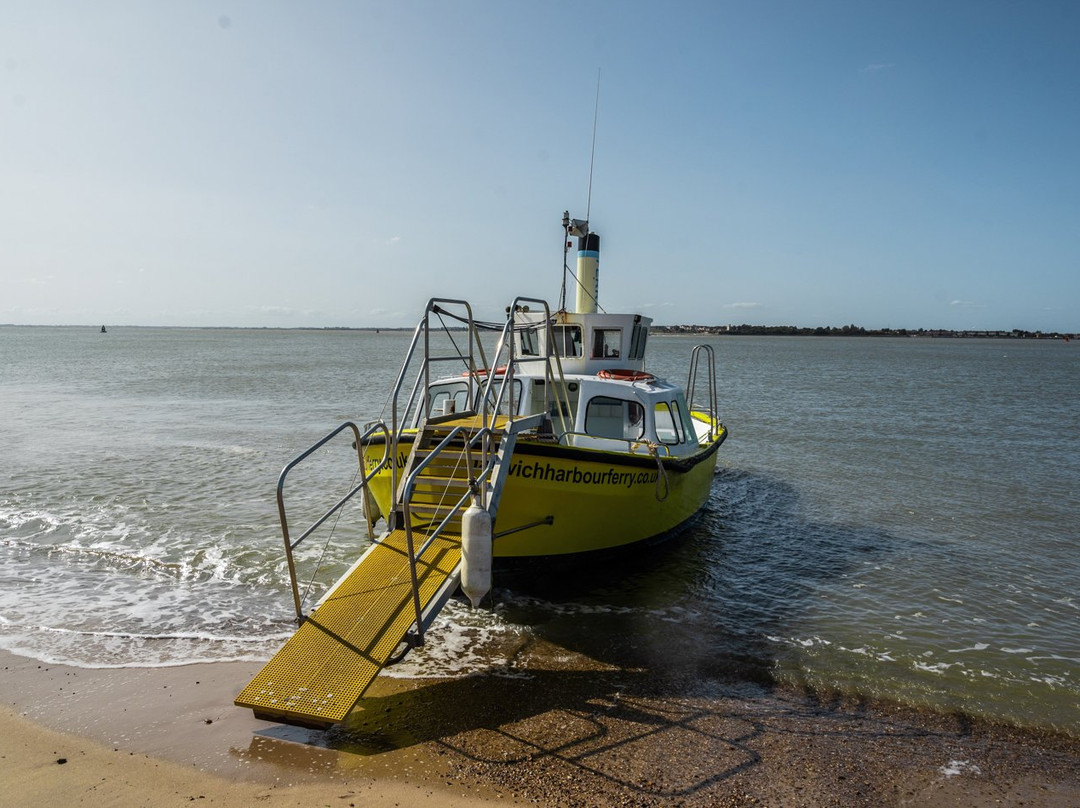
[3,323,1076,337]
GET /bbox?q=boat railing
[388,298,491,506]
[686,344,720,442]
[398,423,497,646]
[386,294,573,523]
[478,297,574,438]
[396,409,546,647]
[276,420,391,623]
[389,295,573,449]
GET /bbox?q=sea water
[1,326,1078,736]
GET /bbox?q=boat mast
[560,70,603,315]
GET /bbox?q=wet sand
[3,648,1080,807]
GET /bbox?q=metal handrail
[278,420,391,622]
[406,428,497,555]
[388,298,488,509]
[382,295,573,649]
[686,344,719,442]
[472,304,519,429]
[475,297,573,438]
[398,424,497,644]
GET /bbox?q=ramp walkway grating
[235,528,461,728]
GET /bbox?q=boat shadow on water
[484,465,904,687]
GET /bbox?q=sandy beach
[3,648,1079,807]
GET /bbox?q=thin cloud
[19,274,57,286]
[949,299,984,309]
[368,307,410,321]
[723,302,762,310]
[248,306,324,319]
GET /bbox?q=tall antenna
[585,68,601,226]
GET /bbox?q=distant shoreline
[2,323,1075,340]
[653,324,1077,340]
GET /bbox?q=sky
[2,1,1078,331]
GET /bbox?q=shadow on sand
[242,469,939,802]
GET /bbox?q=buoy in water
[461,498,492,608]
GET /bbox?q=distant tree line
[652,324,1077,340]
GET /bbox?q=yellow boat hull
[362,427,724,558]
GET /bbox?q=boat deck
[430,413,509,432]
[234,528,461,728]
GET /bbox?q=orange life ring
[597,368,654,382]
[463,366,508,377]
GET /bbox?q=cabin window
[428,381,470,417]
[671,399,689,442]
[585,396,645,441]
[477,378,523,415]
[678,399,698,444]
[551,325,582,357]
[653,401,685,445]
[592,328,622,359]
[518,326,539,357]
[629,323,649,359]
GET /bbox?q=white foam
[913,661,957,674]
[1027,653,1080,663]
[940,759,981,778]
[947,642,989,653]
[765,635,832,650]
[380,600,530,680]
[0,628,286,669]
[936,595,965,604]
[29,625,291,644]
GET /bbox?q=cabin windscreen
[427,381,471,418]
[423,377,524,419]
[585,395,645,441]
[653,400,687,445]
[479,378,523,415]
[678,397,698,443]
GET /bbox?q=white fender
[461,500,492,608]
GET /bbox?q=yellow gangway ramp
[235,528,461,728]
